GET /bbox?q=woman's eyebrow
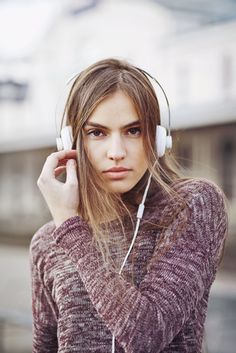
[84,120,140,129]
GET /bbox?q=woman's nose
[107,135,126,161]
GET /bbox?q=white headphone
[56,68,172,158]
[156,125,172,158]
[56,125,73,151]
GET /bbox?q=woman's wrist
[54,212,79,228]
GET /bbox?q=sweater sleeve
[30,260,58,353]
[52,181,228,353]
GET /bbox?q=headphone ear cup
[156,125,167,157]
[56,137,63,151]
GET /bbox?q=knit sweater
[30,178,228,353]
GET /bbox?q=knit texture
[30,178,228,353]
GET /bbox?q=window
[0,80,28,102]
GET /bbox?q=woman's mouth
[103,167,131,180]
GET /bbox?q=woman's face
[83,90,148,194]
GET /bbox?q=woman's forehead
[86,90,141,128]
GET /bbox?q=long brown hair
[63,58,183,264]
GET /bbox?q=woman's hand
[37,150,79,228]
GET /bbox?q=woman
[30,58,228,353]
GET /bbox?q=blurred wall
[0,148,53,243]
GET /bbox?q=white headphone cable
[111,172,153,353]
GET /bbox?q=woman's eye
[127,127,141,136]
[87,129,104,138]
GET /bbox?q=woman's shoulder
[171,178,228,240]
[29,220,56,267]
[171,177,227,206]
[161,177,226,225]
[145,177,227,228]
[172,177,228,262]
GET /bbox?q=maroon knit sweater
[30,178,227,353]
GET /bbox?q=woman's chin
[106,180,135,194]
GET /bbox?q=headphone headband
[135,67,171,138]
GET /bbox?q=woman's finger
[54,166,66,177]
[66,159,78,186]
[40,150,77,180]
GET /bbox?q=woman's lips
[103,167,131,180]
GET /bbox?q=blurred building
[0,0,235,255]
